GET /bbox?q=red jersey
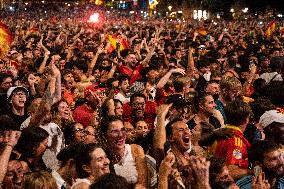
[209,125,251,169]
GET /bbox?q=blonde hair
[23,171,57,189]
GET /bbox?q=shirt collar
[225,124,242,132]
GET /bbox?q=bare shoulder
[72,183,90,189]
[130,144,145,157]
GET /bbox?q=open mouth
[182,136,190,144]
[115,138,125,146]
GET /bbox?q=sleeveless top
[71,178,91,189]
[114,144,138,184]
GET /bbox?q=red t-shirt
[118,64,144,84]
[210,125,251,169]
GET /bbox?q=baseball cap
[259,110,284,129]
[7,86,29,101]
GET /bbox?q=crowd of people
[0,2,284,189]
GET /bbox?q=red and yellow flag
[106,34,129,53]
[0,22,13,58]
[265,20,276,38]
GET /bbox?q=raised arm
[154,104,172,166]
[38,34,50,74]
[0,131,21,183]
[156,68,185,89]
[87,44,104,77]
[132,144,148,189]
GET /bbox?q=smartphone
[254,165,261,177]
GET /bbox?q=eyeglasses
[109,127,126,137]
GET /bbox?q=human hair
[0,115,18,131]
[57,142,84,167]
[0,72,12,84]
[250,98,275,122]
[225,100,252,126]
[194,92,212,112]
[263,81,284,106]
[51,99,69,116]
[100,116,123,135]
[220,76,241,91]
[210,181,236,189]
[248,140,280,166]
[130,93,146,104]
[90,173,131,189]
[23,171,57,189]
[101,99,122,118]
[75,143,103,178]
[263,122,284,141]
[117,75,129,86]
[15,127,49,158]
[173,77,188,93]
[165,118,184,139]
[61,69,74,83]
[63,122,81,145]
[209,157,226,186]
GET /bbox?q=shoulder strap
[269,73,280,83]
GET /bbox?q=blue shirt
[215,99,227,124]
[236,175,284,189]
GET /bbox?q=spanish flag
[0,22,13,59]
[196,27,208,36]
[106,34,129,53]
[265,20,276,38]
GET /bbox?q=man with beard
[114,75,130,104]
[62,70,77,106]
[237,140,284,189]
[123,93,157,129]
[118,46,156,85]
[6,86,29,129]
[259,110,284,155]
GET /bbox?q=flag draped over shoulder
[106,34,129,53]
[265,20,276,38]
[0,22,13,58]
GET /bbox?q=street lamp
[168,5,172,11]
